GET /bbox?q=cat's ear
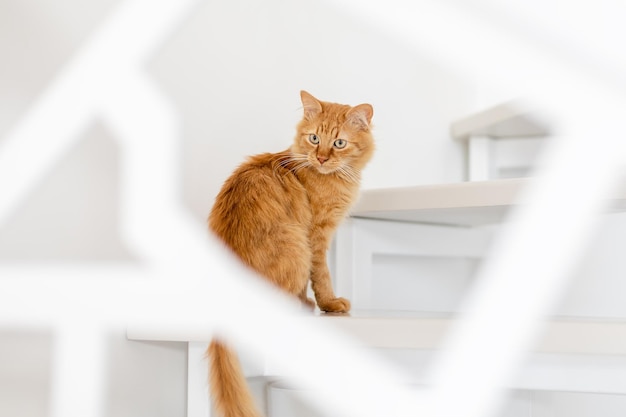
[346,103,373,130]
[300,90,323,120]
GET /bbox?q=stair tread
[352,178,626,226]
[450,101,550,140]
[126,310,626,356]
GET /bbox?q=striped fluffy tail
[207,340,262,417]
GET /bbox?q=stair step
[126,310,626,356]
[450,101,550,140]
[352,178,626,227]
[326,311,626,356]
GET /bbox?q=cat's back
[208,152,310,243]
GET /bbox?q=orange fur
[208,341,260,417]
[206,91,375,417]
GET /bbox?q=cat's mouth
[315,163,337,175]
[307,156,336,174]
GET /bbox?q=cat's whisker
[339,170,355,183]
[292,160,312,175]
[337,164,361,184]
[278,156,309,176]
[273,153,311,175]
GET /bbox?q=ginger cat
[207,91,375,417]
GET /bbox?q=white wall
[149,0,474,223]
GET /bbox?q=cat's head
[291,91,375,177]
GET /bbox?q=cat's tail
[207,339,262,417]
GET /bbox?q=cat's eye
[309,134,320,145]
[333,139,347,149]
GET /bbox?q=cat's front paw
[318,297,351,313]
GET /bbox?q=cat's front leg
[298,286,316,311]
[310,253,351,313]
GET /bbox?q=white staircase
[127,103,626,417]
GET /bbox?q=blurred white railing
[1,1,625,417]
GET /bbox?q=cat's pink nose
[317,155,329,165]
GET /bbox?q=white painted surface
[334,218,490,307]
[352,178,626,226]
[187,342,210,417]
[469,136,496,181]
[130,313,626,358]
[352,178,526,226]
[533,391,626,417]
[450,101,549,140]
